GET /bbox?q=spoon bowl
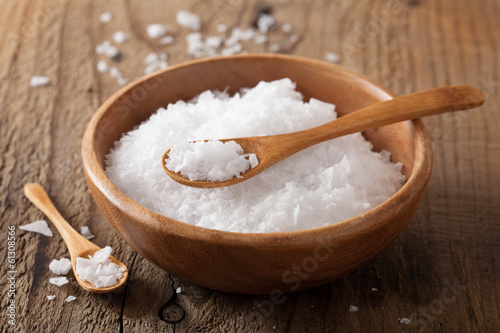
[24,183,128,293]
[163,85,484,188]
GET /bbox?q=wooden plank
[0,0,498,332]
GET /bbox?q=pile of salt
[76,246,125,288]
[165,140,258,181]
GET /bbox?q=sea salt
[95,41,120,59]
[81,226,95,240]
[176,10,201,31]
[176,287,182,294]
[147,24,167,38]
[144,53,168,75]
[105,79,405,233]
[76,246,125,288]
[165,140,258,182]
[49,258,72,275]
[282,23,292,33]
[47,295,56,301]
[29,76,51,87]
[216,24,227,33]
[399,317,411,324]
[65,296,76,303]
[349,305,359,312]
[99,12,112,24]
[19,220,53,237]
[113,31,130,44]
[326,52,341,63]
[97,60,109,73]
[289,35,299,43]
[256,13,276,33]
[159,35,174,45]
[49,276,69,287]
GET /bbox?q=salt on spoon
[163,85,484,188]
[24,183,128,293]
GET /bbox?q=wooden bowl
[82,54,432,294]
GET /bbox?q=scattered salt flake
[65,296,76,303]
[253,35,268,44]
[326,52,341,63]
[165,140,258,182]
[113,31,130,44]
[47,295,56,301]
[256,13,276,33]
[99,12,112,24]
[216,24,227,33]
[349,305,359,312]
[399,317,411,325]
[176,10,201,31]
[29,76,51,87]
[81,226,95,240]
[269,43,280,52]
[289,35,299,43]
[282,23,292,33]
[49,276,69,287]
[49,258,72,275]
[95,41,120,59]
[76,246,126,288]
[97,60,109,73]
[159,35,174,45]
[19,220,53,237]
[143,53,168,75]
[176,287,182,294]
[147,24,167,38]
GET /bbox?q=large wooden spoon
[24,183,128,293]
[163,85,484,188]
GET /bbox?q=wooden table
[1,0,498,332]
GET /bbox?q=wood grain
[0,0,498,332]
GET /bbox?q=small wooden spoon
[24,183,128,293]
[163,85,484,188]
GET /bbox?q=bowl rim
[82,53,433,246]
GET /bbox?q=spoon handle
[24,183,87,254]
[284,85,485,153]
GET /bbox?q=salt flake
[19,220,53,237]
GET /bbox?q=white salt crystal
[47,295,56,301]
[326,52,341,63]
[159,35,174,45]
[289,35,299,43]
[253,35,268,44]
[76,246,125,288]
[65,296,76,303]
[19,220,53,237]
[105,79,405,233]
[143,53,168,75]
[97,60,109,73]
[399,317,411,324]
[81,226,95,239]
[176,10,201,31]
[216,24,227,33]
[176,287,182,294]
[113,31,130,44]
[95,41,120,59]
[147,24,167,38]
[99,12,112,24]
[49,276,68,287]
[349,305,359,312]
[166,140,257,182]
[29,76,50,87]
[269,43,280,52]
[256,13,276,33]
[49,258,72,275]
[282,23,292,32]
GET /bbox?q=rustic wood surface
[0,0,498,332]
